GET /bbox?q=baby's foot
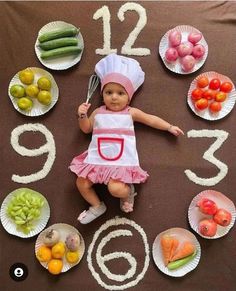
[78,202,107,224]
[120,184,137,213]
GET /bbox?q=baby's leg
[76,177,101,207]
[76,177,107,224]
[107,179,130,198]
[108,179,137,213]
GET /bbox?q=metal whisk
[85,74,100,104]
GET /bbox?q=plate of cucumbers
[35,21,84,70]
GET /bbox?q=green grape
[6,189,46,234]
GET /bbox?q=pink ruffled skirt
[69,151,149,185]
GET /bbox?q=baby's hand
[78,103,91,118]
[168,125,184,136]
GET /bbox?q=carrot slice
[170,241,195,262]
[160,235,177,266]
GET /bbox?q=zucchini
[39,37,78,50]
[38,27,79,43]
[167,251,197,270]
[40,46,81,59]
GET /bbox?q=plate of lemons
[35,223,85,275]
[8,67,59,116]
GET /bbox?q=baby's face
[103,83,129,112]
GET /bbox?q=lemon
[51,242,65,259]
[26,84,39,98]
[17,97,33,111]
[19,69,34,85]
[10,84,25,98]
[47,259,63,275]
[66,251,80,264]
[37,90,52,105]
[36,246,52,262]
[37,77,51,91]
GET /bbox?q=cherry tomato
[220,82,233,93]
[215,91,227,102]
[209,78,221,90]
[209,101,222,112]
[195,98,208,110]
[197,76,209,88]
[191,88,203,101]
[202,89,215,100]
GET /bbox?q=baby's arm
[130,107,184,136]
[77,103,98,133]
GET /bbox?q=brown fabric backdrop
[0,1,236,291]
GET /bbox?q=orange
[36,245,52,262]
[47,259,63,275]
[66,251,80,264]
[19,69,34,85]
[51,242,66,259]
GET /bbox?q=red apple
[197,198,218,215]
[213,209,232,226]
[199,219,217,237]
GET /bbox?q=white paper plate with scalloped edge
[35,223,85,272]
[35,21,84,70]
[159,25,208,74]
[188,190,236,239]
[152,227,201,277]
[0,188,50,238]
[187,71,236,120]
[8,67,59,116]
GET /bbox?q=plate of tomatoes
[187,71,236,120]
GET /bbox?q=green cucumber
[167,251,197,270]
[40,46,81,60]
[38,27,79,43]
[39,37,78,50]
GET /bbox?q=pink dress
[69,105,148,184]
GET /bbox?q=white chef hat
[95,53,145,100]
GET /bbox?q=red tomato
[215,91,227,102]
[195,98,208,110]
[209,101,222,112]
[220,82,233,93]
[197,76,209,88]
[209,78,221,90]
[191,88,203,101]
[202,89,215,100]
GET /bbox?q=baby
[70,53,184,224]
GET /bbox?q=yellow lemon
[66,251,80,264]
[19,69,34,85]
[47,259,63,275]
[36,246,52,262]
[26,84,39,98]
[37,90,52,105]
[37,77,51,91]
[51,242,65,259]
[17,97,33,111]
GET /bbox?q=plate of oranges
[35,223,85,275]
[8,67,59,116]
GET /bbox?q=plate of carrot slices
[152,228,201,277]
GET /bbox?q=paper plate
[187,71,236,120]
[152,227,201,277]
[0,188,50,238]
[8,67,59,117]
[159,25,208,74]
[188,190,236,239]
[35,223,85,272]
[35,21,84,70]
